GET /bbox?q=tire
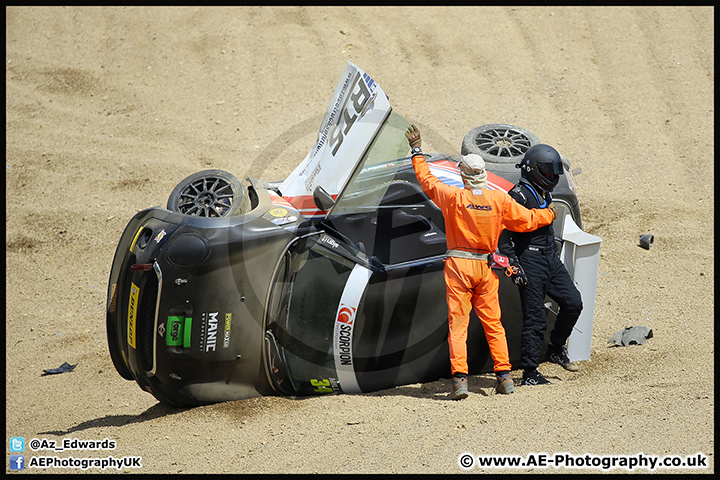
[167,169,249,217]
[461,124,540,165]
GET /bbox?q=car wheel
[167,169,249,217]
[461,124,540,165]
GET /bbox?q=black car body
[107,62,598,407]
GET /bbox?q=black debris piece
[42,362,78,376]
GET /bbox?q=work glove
[405,124,422,149]
[548,202,558,220]
[507,258,528,287]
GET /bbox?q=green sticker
[183,317,192,348]
[166,316,184,346]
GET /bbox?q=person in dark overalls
[499,144,583,386]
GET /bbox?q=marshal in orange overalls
[412,155,555,376]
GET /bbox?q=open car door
[279,61,394,220]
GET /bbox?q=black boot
[521,369,551,386]
[546,343,580,371]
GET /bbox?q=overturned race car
[106,62,602,407]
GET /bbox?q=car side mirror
[313,186,335,211]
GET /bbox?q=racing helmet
[517,144,564,191]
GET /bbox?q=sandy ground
[5,6,714,474]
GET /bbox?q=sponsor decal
[332,264,372,393]
[337,306,355,325]
[166,316,184,346]
[334,305,356,367]
[199,312,220,352]
[223,313,232,349]
[270,215,298,226]
[269,207,288,218]
[320,234,339,249]
[467,203,492,211]
[154,229,167,243]
[109,283,117,313]
[127,283,139,349]
[310,378,340,394]
[328,71,375,156]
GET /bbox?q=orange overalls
[412,155,555,375]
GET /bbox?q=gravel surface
[6,6,713,474]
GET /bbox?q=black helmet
[517,144,564,191]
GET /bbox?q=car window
[320,111,447,265]
[264,234,359,396]
[329,110,412,216]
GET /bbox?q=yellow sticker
[129,226,144,252]
[109,283,117,313]
[127,282,139,349]
[269,207,288,217]
[223,313,232,349]
[311,378,333,393]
